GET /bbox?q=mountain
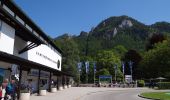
[54,15,170,56]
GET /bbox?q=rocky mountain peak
[79,31,89,37]
[119,19,133,28]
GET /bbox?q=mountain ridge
[54,15,170,56]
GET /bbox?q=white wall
[0,20,15,54]
[22,43,62,71]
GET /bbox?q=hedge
[138,80,145,87]
[158,82,170,89]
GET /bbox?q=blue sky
[14,0,170,37]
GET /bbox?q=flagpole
[93,62,96,85]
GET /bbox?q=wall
[0,20,15,54]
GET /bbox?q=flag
[93,62,96,73]
[77,62,82,72]
[85,61,89,73]
[122,62,125,75]
[128,61,133,69]
[114,64,118,73]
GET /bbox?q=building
[0,0,72,98]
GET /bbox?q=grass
[141,92,170,100]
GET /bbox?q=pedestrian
[5,80,17,100]
[0,84,2,100]
[27,81,33,95]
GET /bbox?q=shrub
[138,80,145,87]
[158,82,170,89]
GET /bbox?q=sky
[14,0,170,38]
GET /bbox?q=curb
[138,94,160,100]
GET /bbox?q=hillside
[54,15,170,56]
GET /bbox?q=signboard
[125,75,132,83]
[99,75,112,79]
[23,44,62,71]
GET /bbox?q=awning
[0,51,72,77]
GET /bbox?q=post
[17,66,22,99]
[79,72,80,85]
[94,71,95,85]
[49,72,52,92]
[115,69,116,83]
[65,76,66,85]
[37,69,41,95]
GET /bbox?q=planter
[68,85,71,88]
[64,85,67,89]
[19,93,30,100]
[39,90,47,96]
[51,88,57,93]
[58,86,63,91]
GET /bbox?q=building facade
[0,0,72,97]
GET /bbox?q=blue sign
[0,68,5,77]
[99,75,112,79]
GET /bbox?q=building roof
[1,0,62,54]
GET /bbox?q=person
[27,81,33,95]
[0,84,2,100]
[5,80,17,100]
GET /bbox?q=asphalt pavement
[80,88,149,100]
[30,87,160,100]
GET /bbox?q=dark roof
[1,0,62,54]
[0,51,73,77]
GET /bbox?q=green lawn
[141,92,170,100]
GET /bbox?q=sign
[99,75,112,79]
[125,75,132,83]
[0,68,5,77]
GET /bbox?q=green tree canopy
[140,39,170,78]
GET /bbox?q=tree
[79,56,94,83]
[146,33,165,50]
[96,50,123,80]
[112,45,127,59]
[140,39,170,78]
[123,50,142,79]
[55,37,80,82]
[96,68,110,77]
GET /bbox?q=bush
[158,82,170,89]
[138,80,145,87]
